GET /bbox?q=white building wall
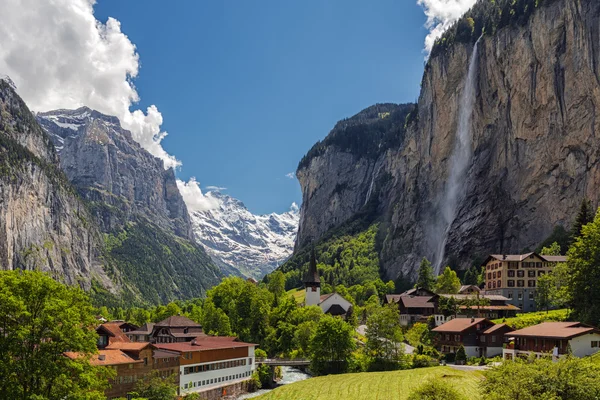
[305,286,320,307]
[319,293,352,313]
[180,354,257,395]
[569,333,600,358]
[464,346,479,358]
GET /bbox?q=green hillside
[255,367,483,400]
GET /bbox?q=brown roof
[97,323,131,343]
[486,253,567,264]
[458,304,520,311]
[65,350,142,366]
[507,322,598,339]
[155,316,201,328]
[459,285,480,293]
[127,322,155,335]
[400,296,436,309]
[483,323,512,335]
[432,318,487,333]
[106,342,151,351]
[153,336,256,353]
[440,294,510,302]
[320,293,334,302]
[385,294,402,304]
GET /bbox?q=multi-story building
[503,322,600,360]
[153,336,257,397]
[432,318,514,358]
[482,253,567,312]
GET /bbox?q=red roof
[65,349,142,366]
[97,323,131,343]
[153,336,256,353]
[508,322,598,339]
[483,323,512,335]
[432,318,487,333]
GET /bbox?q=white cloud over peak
[285,172,296,179]
[418,0,477,54]
[176,178,221,213]
[205,186,227,192]
[0,0,180,169]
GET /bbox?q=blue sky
[94,1,429,215]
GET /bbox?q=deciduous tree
[434,266,461,294]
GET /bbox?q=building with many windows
[482,253,567,312]
[153,336,257,397]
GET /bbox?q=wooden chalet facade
[432,318,514,358]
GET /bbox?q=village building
[503,322,600,360]
[459,285,481,295]
[481,253,567,312]
[149,316,205,343]
[153,336,257,397]
[432,318,514,358]
[384,288,517,327]
[127,322,155,342]
[304,249,353,317]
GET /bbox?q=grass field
[491,309,569,329]
[287,288,306,304]
[255,367,483,400]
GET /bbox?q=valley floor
[254,366,483,400]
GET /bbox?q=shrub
[455,345,467,364]
[412,354,436,369]
[408,379,466,400]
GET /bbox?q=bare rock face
[37,108,194,240]
[0,79,111,290]
[295,0,600,281]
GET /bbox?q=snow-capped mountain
[190,191,299,279]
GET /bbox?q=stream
[236,366,312,399]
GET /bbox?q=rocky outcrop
[0,79,111,289]
[37,108,194,240]
[294,0,600,281]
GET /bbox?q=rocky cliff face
[37,108,193,240]
[295,0,600,281]
[191,191,299,279]
[0,79,110,289]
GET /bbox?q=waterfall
[433,36,482,274]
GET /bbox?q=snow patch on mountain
[190,192,299,279]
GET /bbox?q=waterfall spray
[433,36,483,274]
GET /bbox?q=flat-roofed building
[154,336,257,397]
[482,253,567,312]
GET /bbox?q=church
[304,249,353,317]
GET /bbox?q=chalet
[150,316,205,344]
[481,253,567,312]
[432,318,514,358]
[127,322,155,342]
[154,336,257,397]
[385,288,441,326]
[459,285,480,295]
[304,249,353,317]
[503,322,600,360]
[438,293,520,320]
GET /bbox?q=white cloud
[0,0,180,169]
[176,178,221,213]
[285,172,296,180]
[205,186,227,192]
[418,0,477,54]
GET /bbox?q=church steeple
[304,247,321,306]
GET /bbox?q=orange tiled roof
[105,342,151,351]
[65,349,142,366]
[98,322,131,343]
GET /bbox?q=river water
[236,366,312,399]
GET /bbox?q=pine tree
[415,257,435,290]
[571,199,594,241]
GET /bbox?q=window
[529,292,535,300]
[481,335,486,342]
[497,280,501,288]
[507,280,515,287]
[517,280,525,287]
[528,280,536,288]
[592,341,599,348]
[517,270,525,278]
[528,270,536,278]
[507,291,513,299]
[97,335,108,347]
[488,273,492,280]
[498,271,502,278]
[491,335,496,343]
[144,357,148,366]
[493,272,496,279]
[518,293,523,300]
[536,262,542,268]
[455,335,460,342]
[508,270,515,277]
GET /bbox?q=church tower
[304,248,321,306]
